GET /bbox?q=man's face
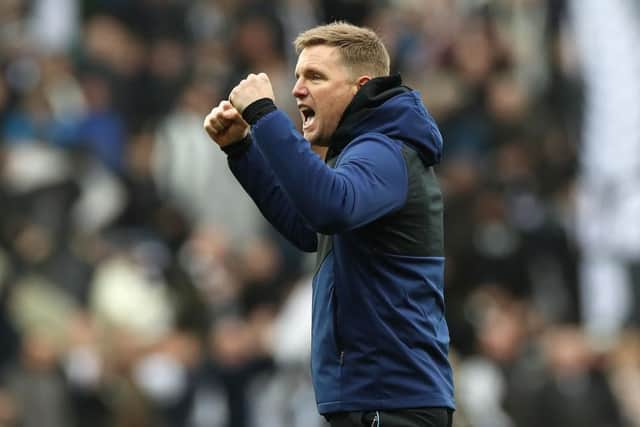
[292,45,359,146]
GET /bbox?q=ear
[352,75,371,94]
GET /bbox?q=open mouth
[299,105,316,129]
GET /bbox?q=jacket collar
[327,74,407,160]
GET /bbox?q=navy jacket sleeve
[251,110,409,234]
[227,139,318,252]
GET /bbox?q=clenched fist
[229,73,275,113]
[203,100,249,147]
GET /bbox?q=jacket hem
[317,394,455,415]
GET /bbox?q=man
[204,22,455,427]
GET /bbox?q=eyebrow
[294,66,325,79]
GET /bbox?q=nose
[292,78,308,98]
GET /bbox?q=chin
[303,129,329,146]
[304,132,318,145]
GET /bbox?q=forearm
[250,109,408,234]
[227,140,317,252]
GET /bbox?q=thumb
[221,100,234,111]
[221,105,241,121]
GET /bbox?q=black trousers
[327,407,453,427]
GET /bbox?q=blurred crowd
[0,0,639,426]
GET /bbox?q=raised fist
[203,100,249,147]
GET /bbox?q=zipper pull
[339,351,344,365]
[371,411,380,427]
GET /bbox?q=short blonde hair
[294,21,390,78]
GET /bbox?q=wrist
[221,133,252,158]
[242,98,277,125]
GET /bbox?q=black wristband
[242,98,277,125]
[221,133,252,158]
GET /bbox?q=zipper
[330,286,343,358]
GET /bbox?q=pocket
[364,408,450,427]
[345,411,365,426]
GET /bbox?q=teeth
[298,105,315,129]
[303,114,314,128]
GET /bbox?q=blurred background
[0,0,639,426]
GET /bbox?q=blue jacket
[227,76,455,414]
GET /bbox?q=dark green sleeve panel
[352,145,444,257]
